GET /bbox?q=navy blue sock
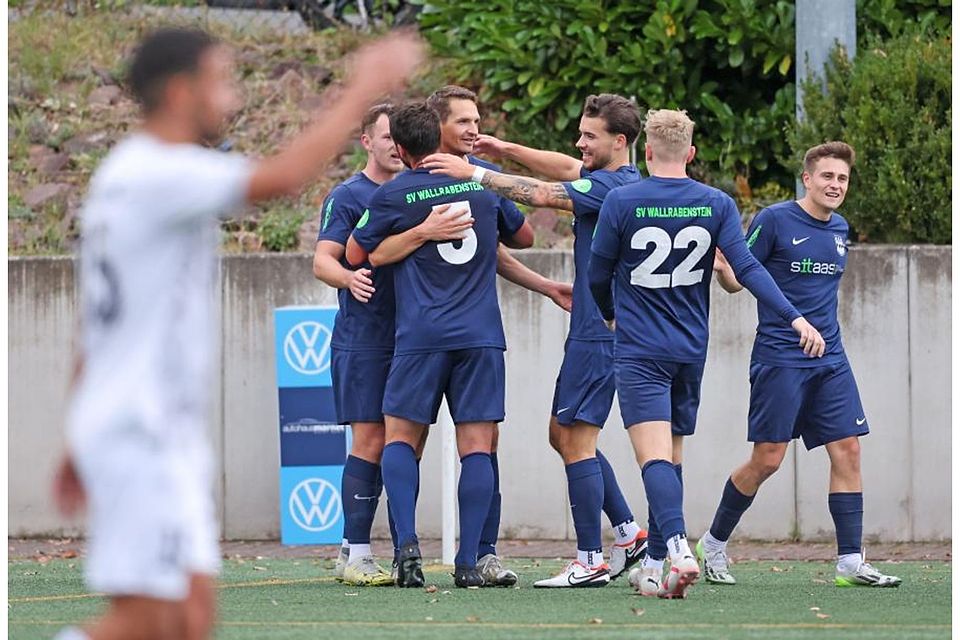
[478,452,501,558]
[709,477,755,542]
[641,459,685,543]
[455,452,494,568]
[341,456,380,545]
[647,505,666,560]
[376,469,400,558]
[566,457,604,555]
[829,492,863,555]
[675,463,683,503]
[596,449,634,528]
[381,442,419,546]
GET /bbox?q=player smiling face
[802,157,850,212]
[363,112,404,174]
[576,115,620,171]
[439,98,481,156]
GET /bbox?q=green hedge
[415,0,950,198]
[788,29,951,244]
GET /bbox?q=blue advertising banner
[274,305,345,544]
[274,306,338,388]
[279,465,344,545]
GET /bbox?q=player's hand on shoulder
[347,30,426,96]
[420,203,473,241]
[53,452,85,518]
[422,153,474,180]
[790,317,825,358]
[349,267,376,303]
[548,281,573,312]
[473,134,507,159]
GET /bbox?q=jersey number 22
[630,226,711,288]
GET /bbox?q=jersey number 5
[630,226,711,288]
[436,201,477,265]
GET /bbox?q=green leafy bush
[416,0,950,197]
[416,0,796,184]
[788,29,951,244]
[258,208,308,252]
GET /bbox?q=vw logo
[289,478,342,532]
[283,321,333,375]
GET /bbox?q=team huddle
[314,85,903,596]
[54,24,899,640]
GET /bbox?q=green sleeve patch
[570,178,593,194]
[356,209,370,229]
[746,224,762,248]
[321,197,335,230]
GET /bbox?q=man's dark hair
[583,94,642,145]
[803,141,856,173]
[389,103,440,159]
[361,103,394,135]
[127,28,218,113]
[426,85,477,123]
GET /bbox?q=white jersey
[68,133,252,446]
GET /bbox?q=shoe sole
[485,574,518,587]
[658,569,700,599]
[343,575,395,587]
[835,576,901,588]
[534,578,610,589]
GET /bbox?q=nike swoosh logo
[354,494,378,501]
[567,570,607,586]
[792,237,811,245]
[856,417,867,426]
[556,407,571,414]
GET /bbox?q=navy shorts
[748,359,869,450]
[615,358,705,435]
[383,348,505,425]
[331,348,393,424]
[551,339,615,428]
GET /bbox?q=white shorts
[72,424,220,601]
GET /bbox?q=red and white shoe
[658,554,700,599]
[609,529,648,579]
[533,560,611,588]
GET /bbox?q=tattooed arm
[422,152,575,212]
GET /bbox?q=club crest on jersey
[835,234,847,256]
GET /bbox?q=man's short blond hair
[644,109,695,162]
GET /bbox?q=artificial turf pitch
[9,557,950,640]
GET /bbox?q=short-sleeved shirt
[69,134,252,443]
[563,164,641,342]
[317,172,395,352]
[351,168,526,355]
[591,176,795,364]
[746,200,850,367]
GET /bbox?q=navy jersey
[591,177,799,363]
[352,168,526,355]
[317,172,395,352]
[747,200,849,367]
[564,164,641,342]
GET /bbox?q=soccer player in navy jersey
[697,142,902,589]
[346,103,535,588]
[423,94,649,588]
[313,104,471,586]
[588,109,825,599]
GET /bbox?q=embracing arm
[313,240,375,302]
[496,245,572,312]
[421,153,574,210]
[474,134,583,182]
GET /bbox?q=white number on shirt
[436,201,478,265]
[630,226,711,288]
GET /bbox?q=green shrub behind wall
[788,29,951,244]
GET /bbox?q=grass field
[8,557,951,640]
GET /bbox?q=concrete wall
[8,247,952,541]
